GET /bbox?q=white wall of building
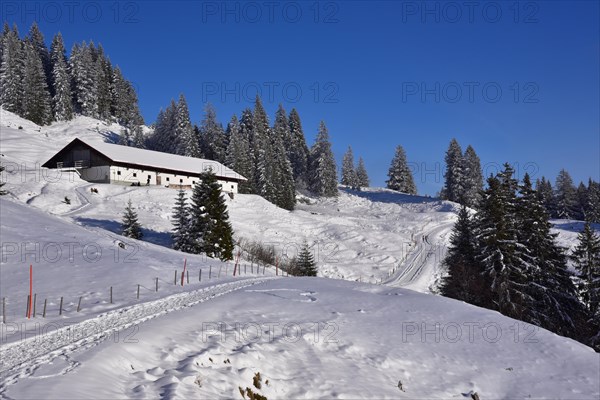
[107,165,239,193]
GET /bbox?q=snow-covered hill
[1,109,598,399]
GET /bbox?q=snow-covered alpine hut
[42,138,247,193]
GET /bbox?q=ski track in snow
[0,277,276,396]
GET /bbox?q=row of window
[114,170,234,189]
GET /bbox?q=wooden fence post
[199,269,202,282]
[137,284,140,299]
[2,297,5,324]
[26,295,30,318]
[77,296,82,312]
[33,294,37,318]
[187,270,189,284]
[59,296,63,315]
[209,266,212,279]
[42,299,47,318]
[174,270,177,285]
[156,277,159,292]
[218,266,222,278]
[110,286,113,304]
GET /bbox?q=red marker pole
[28,264,32,319]
[181,258,187,286]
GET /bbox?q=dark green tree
[121,199,143,239]
[296,241,317,276]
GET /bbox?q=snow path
[383,222,454,291]
[0,277,276,392]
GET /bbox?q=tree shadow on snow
[75,217,173,248]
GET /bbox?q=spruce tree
[95,46,113,120]
[239,107,257,193]
[386,145,417,194]
[297,241,317,276]
[176,94,200,157]
[463,145,483,208]
[555,169,577,219]
[271,104,296,210]
[474,165,529,315]
[517,173,583,337]
[50,32,73,121]
[0,25,24,115]
[288,108,310,188]
[252,96,274,198]
[308,121,338,197]
[576,181,588,221]
[171,189,193,252]
[441,204,484,304]
[200,103,228,163]
[225,114,253,193]
[189,170,234,260]
[28,22,51,96]
[356,157,370,189]
[536,176,556,217]
[70,42,98,117]
[121,199,143,239]
[341,146,358,189]
[586,179,600,223]
[571,223,600,319]
[443,139,464,203]
[22,39,52,125]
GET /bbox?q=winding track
[0,277,276,394]
[383,222,455,289]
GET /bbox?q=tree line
[442,164,600,351]
[145,94,339,210]
[0,23,144,136]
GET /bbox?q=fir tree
[586,179,600,223]
[296,241,317,276]
[239,107,257,193]
[171,189,193,252]
[27,22,51,96]
[517,173,584,337]
[288,108,310,188]
[555,169,577,219]
[308,121,338,197]
[356,157,370,189]
[576,181,588,221]
[252,96,274,198]
[441,204,484,304]
[22,39,53,125]
[386,145,417,194]
[463,145,483,208]
[341,146,359,189]
[225,114,253,193]
[571,223,600,319]
[176,94,200,157]
[200,103,228,163]
[121,199,143,239]
[189,170,234,260]
[95,46,113,120]
[0,25,24,115]
[536,176,556,217]
[50,32,73,121]
[271,104,296,210]
[443,139,464,203]
[70,42,98,117]
[474,165,529,316]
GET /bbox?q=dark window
[148,175,151,179]
[180,179,183,183]
[133,173,137,177]
[117,171,121,176]
[192,181,195,184]
[166,177,170,182]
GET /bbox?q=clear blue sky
[3,1,598,195]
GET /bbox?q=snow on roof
[76,138,247,181]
